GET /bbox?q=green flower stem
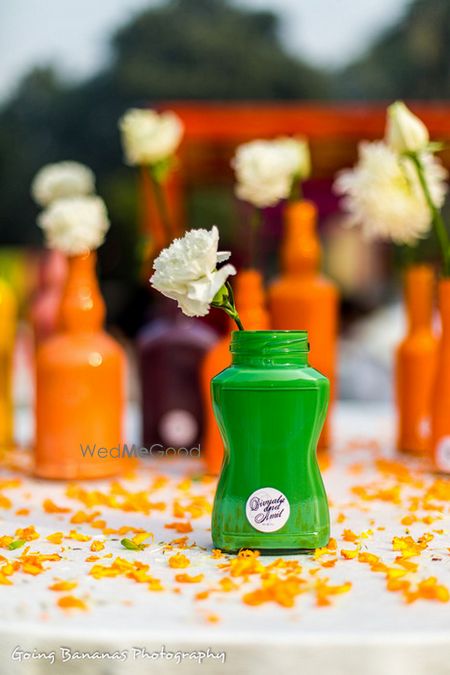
[289,176,303,202]
[148,167,173,243]
[400,243,416,269]
[212,302,244,331]
[226,309,244,331]
[225,279,236,307]
[234,312,245,331]
[224,280,244,331]
[410,153,450,276]
[249,208,263,269]
[211,281,245,331]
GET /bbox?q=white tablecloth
[1,403,450,675]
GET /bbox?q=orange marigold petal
[168,553,190,569]
[175,573,204,583]
[43,499,71,514]
[57,595,87,610]
[49,580,78,591]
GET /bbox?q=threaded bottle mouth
[230,330,309,357]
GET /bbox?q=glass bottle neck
[439,278,450,336]
[230,330,309,367]
[404,265,434,333]
[281,200,320,277]
[58,251,105,332]
[232,352,309,367]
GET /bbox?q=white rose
[386,101,429,154]
[31,161,95,207]
[150,225,236,317]
[119,108,184,166]
[275,137,311,180]
[37,195,110,255]
[333,141,448,245]
[231,140,292,208]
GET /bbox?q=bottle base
[212,527,330,555]
[215,546,321,556]
[397,442,429,456]
[33,457,134,480]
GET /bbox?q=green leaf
[8,539,26,550]
[212,284,229,306]
[120,538,145,551]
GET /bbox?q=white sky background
[0,0,411,103]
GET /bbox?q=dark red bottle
[137,295,217,451]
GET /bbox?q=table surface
[2,403,450,675]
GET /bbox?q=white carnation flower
[150,225,236,317]
[334,141,448,245]
[386,101,429,154]
[119,108,184,166]
[37,196,110,255]
[232,139,295,208]
[31,161,95,207]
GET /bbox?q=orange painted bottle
[268,200,339,449]
[0,279,17,449]
[201,269,270,474]
[396,264,437,455]
[35,251,127,479]
[432,278,450,472]
[30,250,67,345]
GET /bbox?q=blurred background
[1,0,450,418]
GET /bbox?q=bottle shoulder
[397,331,438,354]
[37,330,124,365]
[212,363,329,390]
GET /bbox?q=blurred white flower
[150,226,236,317]
[31,161,95,207]
[276,137,311,181]
[386,101,429,154]
[119,108,184,166]
[334,141,448,245]
[38,196,110,255]
[232,139,301,208]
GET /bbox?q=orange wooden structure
[160,101,450,181]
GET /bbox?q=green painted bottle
[211,330,330,554]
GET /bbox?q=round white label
[158,409,198,447]
[245,487,290,533]
[436,436,450,473]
